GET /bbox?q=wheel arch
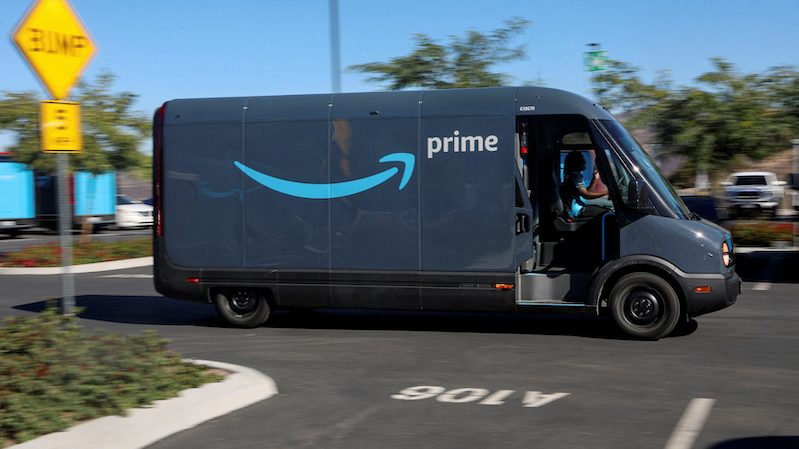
[591,256,687,320]
[208,285,276,304]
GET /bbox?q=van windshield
[599,120,691,219]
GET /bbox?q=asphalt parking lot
[0,248,796,449]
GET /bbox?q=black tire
[609,272,681,340]
[214,288,271,328]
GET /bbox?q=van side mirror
[627,179,651,211]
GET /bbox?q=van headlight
[722,241,733,267]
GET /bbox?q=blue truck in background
[0,153,118,234]
[35,171,117,229]
[0,156,36,236]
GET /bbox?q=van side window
[557,132,612,218]
[603,147,632,206]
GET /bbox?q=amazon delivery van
[153,87,740,339]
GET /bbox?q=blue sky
[2,0,799,123]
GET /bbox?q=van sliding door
[329,92,422,309]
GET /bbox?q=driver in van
[561,150,608,219]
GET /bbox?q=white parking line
[664,398,715,449]
[752,282,771,291]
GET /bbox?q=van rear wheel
[214,288,271,328]
[609,273,680,340]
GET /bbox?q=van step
[516,272,592,304]
[516,300,589,307]
[516,300,595,312]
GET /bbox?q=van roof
[163,86,615,123]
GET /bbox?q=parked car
[115,194,153,229]
[721,171,785,216]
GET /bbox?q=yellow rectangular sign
[40,100,82,153]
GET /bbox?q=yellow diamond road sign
[12,0,97,100]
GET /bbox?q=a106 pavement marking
[391,386,569,407]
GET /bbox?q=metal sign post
[12,0,96,315]
[56,153,75,314]
[329,0,341,93]
[40,101,83,314]
[39,100,82,313]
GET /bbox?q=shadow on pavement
[13,295,702,340]
[273,309,700,340]
[14,295,221,327]
[706,436,799,448]
[736,250,799,283]
[272,308,626,339]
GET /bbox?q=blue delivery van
[153,87,740,339]
[0,156,36,236]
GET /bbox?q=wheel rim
[229,289,258,316]
[623,289,662,325]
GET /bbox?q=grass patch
[730,221,794,246]
[0,310,221,445]
[0,238,152,267]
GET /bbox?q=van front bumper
[681,270,741,318]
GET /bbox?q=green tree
[592,58,797,184]
[0,71,150,175]
[761,65,799,126]
[349,18,530,90]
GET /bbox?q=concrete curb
[13,359,278,449]
[0,257,153,275]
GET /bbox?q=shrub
[0,238,152,267]
[730,221,794,246]
[0,310,220,445]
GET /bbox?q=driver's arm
[579,171,608,199]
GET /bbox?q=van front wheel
[214,288,271,328]
[609,273,680,340]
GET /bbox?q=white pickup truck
[722,171,786,216]
[791,174,799,211]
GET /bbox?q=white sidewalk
[14,360,278,449]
